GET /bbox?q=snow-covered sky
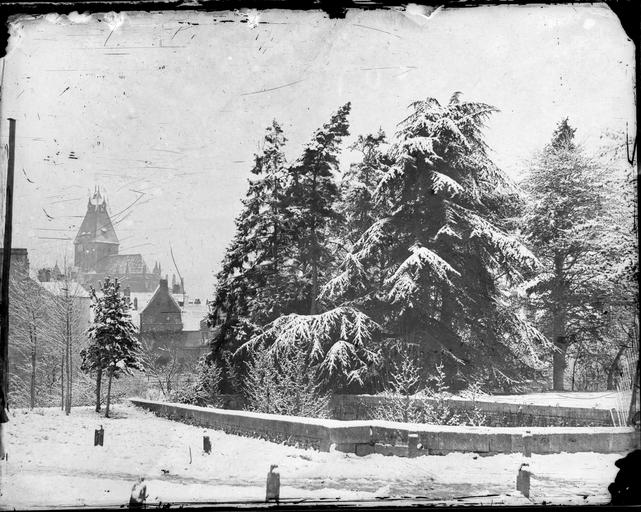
[0,4,634,300]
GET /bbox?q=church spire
[74,186,119,271]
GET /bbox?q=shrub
[170,358,223,407]
[372,356,462,425]
[243,345,330,418]
[458,381,488,426]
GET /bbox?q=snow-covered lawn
[464,391,630,410]
[0,403,622,509]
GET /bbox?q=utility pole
[64,282,72,415]
[1,118,16,423]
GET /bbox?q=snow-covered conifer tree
[522,120,637,391]
[325,93,548,391]
[237,105,389,390]
[81,277,142,417]
[280,103,352,314]
[208,121,294,387]
[522,119,611,390]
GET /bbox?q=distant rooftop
[39,280,91,298]
[129,288,208,333]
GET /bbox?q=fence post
[408,433,419,458]
[516,463,531,498]
[266,464,280,504]
[94,425,104,446]
[522,431,532,458]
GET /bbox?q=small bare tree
[8,274,52,408]
[48,272,88,415]
[139,336,188,398]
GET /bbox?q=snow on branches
[237,306,381,385]
[386,244,459,304]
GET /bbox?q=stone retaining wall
[131,399,639,457]
[329,394,614,427]
[208,394,615,427]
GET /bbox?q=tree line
[206,93,638,397]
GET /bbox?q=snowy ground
[0,403,622,509]
[464,391,631,410]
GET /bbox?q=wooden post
[203,435,211,454]
[94,425,104,446]
[408,433,419,458]
[522,431,532,458]
[266,464,280,504]
[516,463,531,498]
[0,118,16,415]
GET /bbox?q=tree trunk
[65,333,72,414]
[309,230,319,315]
[105,366,114,418]
[95,367,102,412]
[571,348,579,392]
[628,355,639,426]
[64,289,73,415]
[310,257,319,315]
[607,346,626,391]
[29,324,36,409]
[30,347,36,409]
[60,345,65,410]
[551,253,568,391]
[552,341,567,391]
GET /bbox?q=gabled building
[73,188,160,292]
[131,278,209,363]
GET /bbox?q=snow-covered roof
[100,254,147,274]
[181,302,208,331]
[39,280,91,298]
[129,291,208,332]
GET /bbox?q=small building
[0,247,30,280]
[38,280,92,331]
[131,279,209,363]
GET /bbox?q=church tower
[74,187,119,271]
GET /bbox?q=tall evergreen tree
[287,102,352,314]
[325,93,548,391]
[338,130,391,247]
[521,119,613,391]
[81,277,142,417]
[236,104,385,389]
[207,121,294,387]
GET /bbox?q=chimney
[133,297,138,310]
[160,278,169,291]
[0,248,29,276]
[124,286,131,298]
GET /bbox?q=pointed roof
[141,278,182,316]
[74,187,119,245]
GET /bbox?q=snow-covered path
[0,403,622,508]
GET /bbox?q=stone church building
[73,188,163,293]
[72,188,209,359]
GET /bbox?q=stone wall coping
[130,398,346,427]
[130,398,635,435]
[342,394,613,414]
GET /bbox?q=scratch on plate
[241,79,305,96]
[351,24,402,39]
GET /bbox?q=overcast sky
[0,4,635,300]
